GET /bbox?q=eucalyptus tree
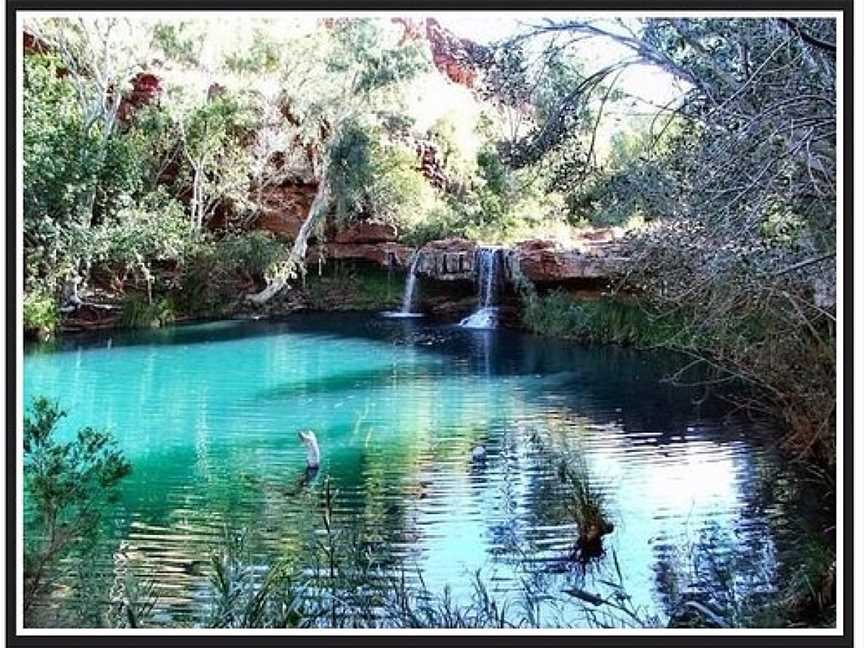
[24,17,158,228]
[244,18,430,305]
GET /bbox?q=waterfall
[381,253,424,319]
[460,248,503,329]
[400,254,421,314]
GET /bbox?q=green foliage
[400,202,464,247]
[119,295,177,329]
[23,397,132,612]
[208,530,304,628]
[328,19,430,96]
[178,232,286,315]
[23,54,90,230]
[167,91,258,230]
[151,21,203,66]
[426,116,476,184]
[305,262,399,311]
[522,291,680,346]
[224,34,282,73]
[23,288,60,340]
[327,120,437,230]
[85,194,193,277]
[23,52,157,293]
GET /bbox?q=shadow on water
[256,364,445,401]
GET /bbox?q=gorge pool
[22,313,816,628]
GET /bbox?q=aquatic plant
[521,289,681,347]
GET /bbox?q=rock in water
[298,430,320,469]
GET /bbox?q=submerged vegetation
[20,12,838,631]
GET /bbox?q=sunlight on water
[23,313,801,628]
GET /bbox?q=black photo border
[4,1,854,646]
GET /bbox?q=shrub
[179,232,286,315]
[119,295,177,329]
[328,120,440,235]
[23,288,60,340]
[23,397,132,616]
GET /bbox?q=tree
[23,397,132,618]
[25,17,156,227]
[515,17,837,459]
[245,18,430,305]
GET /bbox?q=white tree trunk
[246,179,329,306]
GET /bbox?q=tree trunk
[246,178,329,306]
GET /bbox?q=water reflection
[23,313,804,627]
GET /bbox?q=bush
[179,232,286,315]
[119,295,177,329]
[23,288,59,340]
[328,120,440,235]
[23,397,132,616]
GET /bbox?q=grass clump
[522,289,679,347]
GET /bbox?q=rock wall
[414,238,477,280]
[511,239,625,284]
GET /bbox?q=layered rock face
[330,221,398,244]
[252,185,317,238]
[247,184,624,286]
[414,238,477,280]
[513,239,625,283]
[423,18,489,89]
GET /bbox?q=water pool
[22,313,810,628]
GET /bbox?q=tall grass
[521,289,681,347]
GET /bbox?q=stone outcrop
[511,238,625,284]
[118,72,162,122]
[252,185,317,238]
[250,186,624,285]
[415,238,477,281]
[424,18,489,89]
[392,17,489,90]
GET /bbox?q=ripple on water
[23,314,805,627]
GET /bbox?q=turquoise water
[23,313,803,627]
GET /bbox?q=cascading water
[459,248,503,329]
[381,253,424,319]
[401,254,421,314]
